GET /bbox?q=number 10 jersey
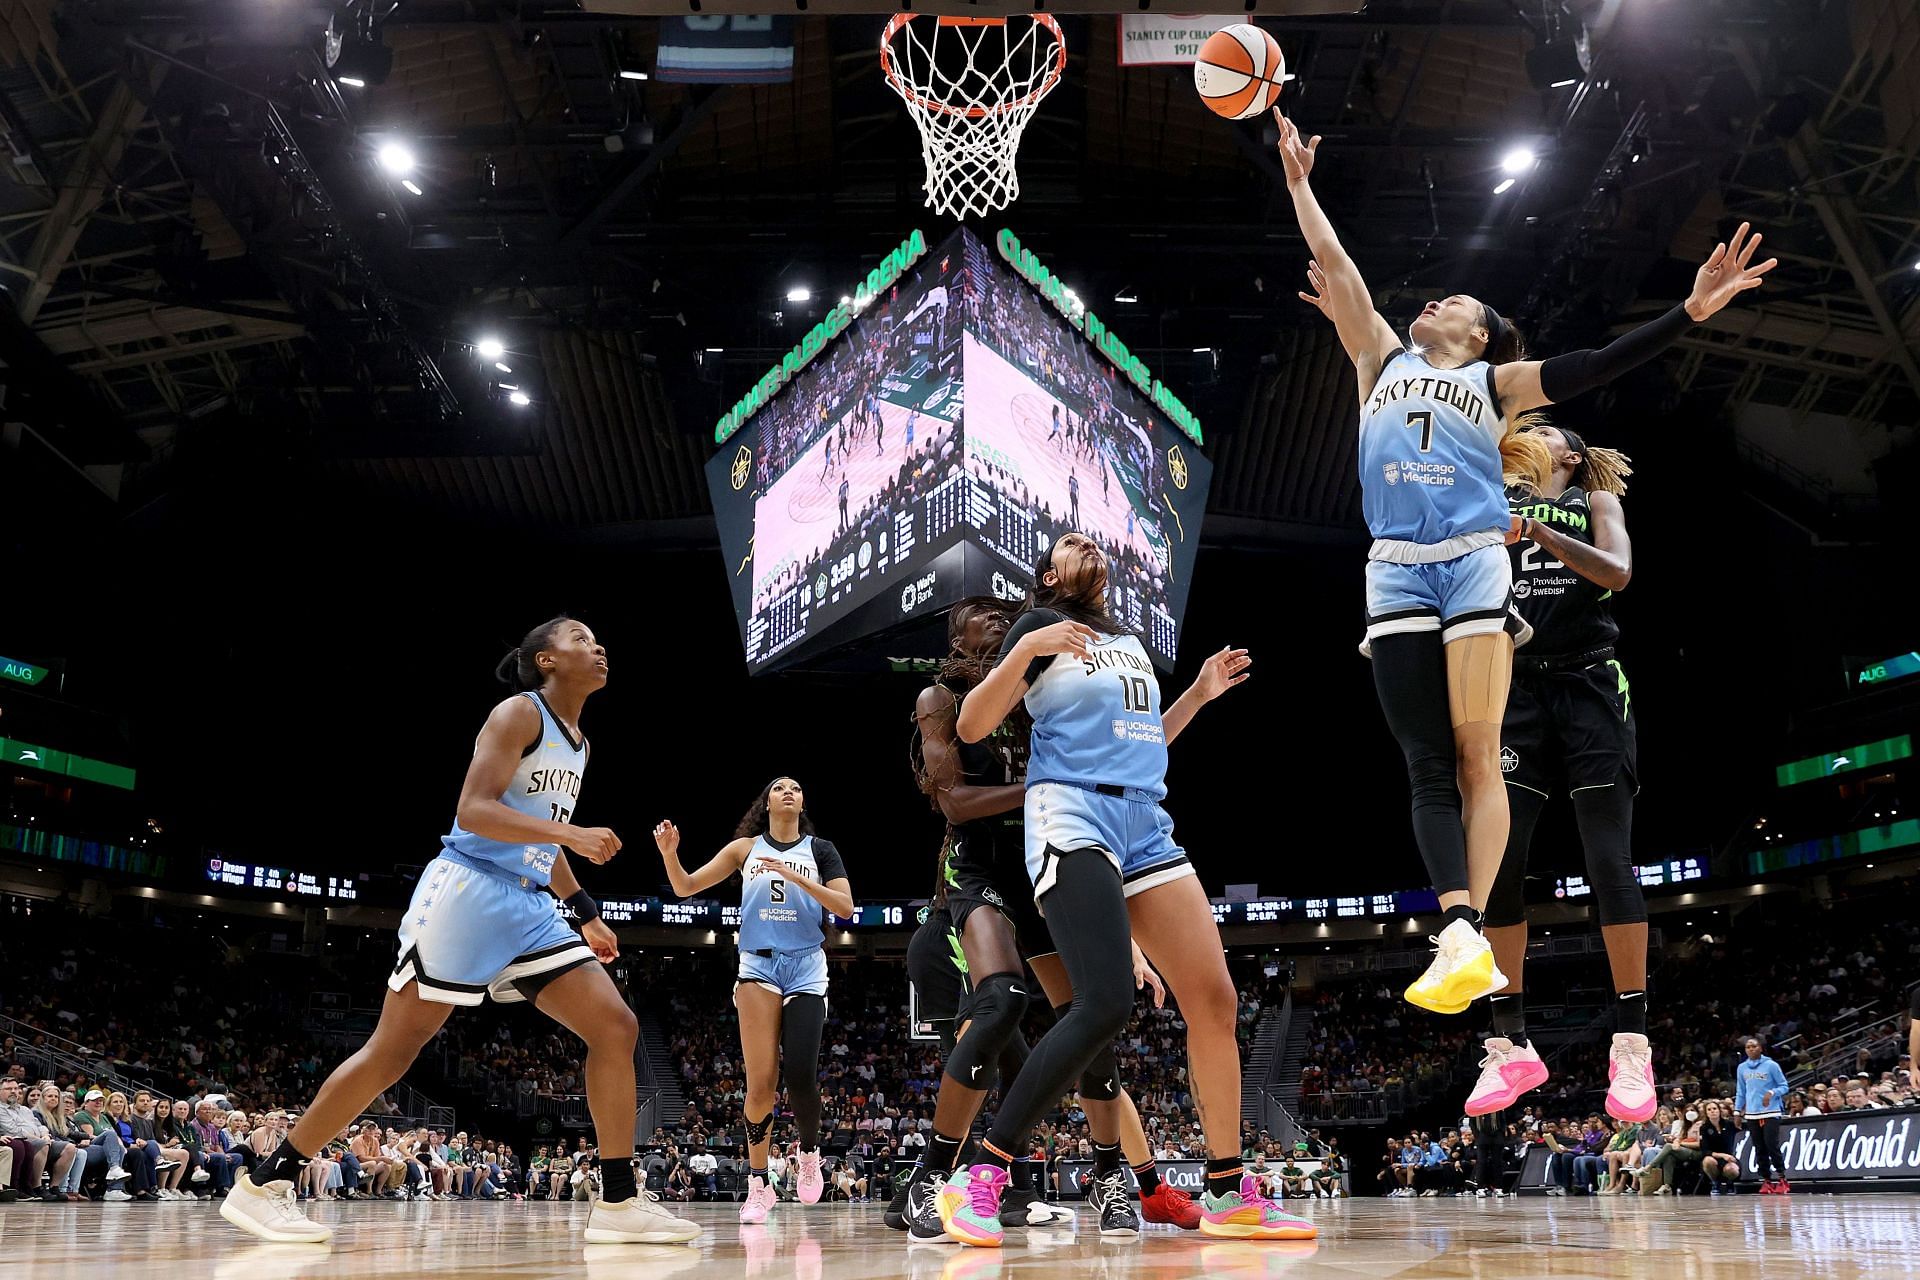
[1006,607,1167,801]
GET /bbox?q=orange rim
[880,13,1067,121]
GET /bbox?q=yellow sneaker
[1403,918,1506,1013]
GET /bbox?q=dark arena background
[3,0,1919,1276]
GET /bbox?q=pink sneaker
[1605,1033,1657,1122]
[739,1174,775,1224]
[797,1149,824,1205]
[1464,1037,1551,1116]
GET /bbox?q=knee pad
[1572,781,1646,926]
[944,972,1030,1088]
[745,1113,772,1147]
[1078,1042,1121,1102]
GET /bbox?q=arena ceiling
[1,0,1916,542]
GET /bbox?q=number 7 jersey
[1005,607,1168,801]
[1358,348,1511,560]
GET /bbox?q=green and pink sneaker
[1200,1175,1318,1240]
[937,1164,1009,1248]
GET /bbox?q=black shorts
[1501,656,1637,795]
[907,905,969,1034]
[942,826,1056,961]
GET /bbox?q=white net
[881,15,1066,220]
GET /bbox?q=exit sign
[0,655,51,687]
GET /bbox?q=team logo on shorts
[981,886,1005,908]
[1166,445,1189,490]
[1383,462,1400,486]
[1500,746,1519,774]
[730,444,753,491]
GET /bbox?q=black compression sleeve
[1538,305,1692,404]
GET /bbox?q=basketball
[1193,24,1286,120]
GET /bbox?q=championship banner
[656,15,796,84]
[1117,15,1242,67]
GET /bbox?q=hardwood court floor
[6,1194,1915,1280]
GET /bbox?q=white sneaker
[739,1175,774,1224]
[157,1159,182,1172]
[797,1150,824,1205]
[582,1190,702,1244]
[218,1172,334,1244]
[105,1188,134,1202]
[1606,1032,1659,1123]
[192,1167,212,1183]
[107,1165,131,1181]
[1404,917,1506,1013]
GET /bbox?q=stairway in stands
[636,1011,685,1127]
[1268,1007,1314,1115]
[1239,1004,1289,1123]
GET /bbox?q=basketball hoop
[881,14,1067,219]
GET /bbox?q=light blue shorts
[1024,780,1195,901]
[389,854,596,1006]
[737,947,830,1000]
[1362,541,1529,650]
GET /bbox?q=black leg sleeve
[1484,784,1546,928]
[1370,632,1469,894]
[780,993,827,1150]
[1572,776,1645,926]
[983,849,1135,1156]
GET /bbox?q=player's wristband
[562,889,601,927]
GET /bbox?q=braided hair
[1555,426,1633,498]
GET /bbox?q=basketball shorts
[390,855,596,1006]
[907,906,967,1052]
[1502,656,1638,795]
[942,826,1056,960]
[737,947,829,1000]
[1361,541,1531,652]
[1024,781,1194,901]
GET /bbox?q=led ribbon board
[1774,735,1912,787]
[713,228,930,444]
[995,227,1204,445]
[1,655,52,686]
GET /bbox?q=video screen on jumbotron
[706,226,1212,673]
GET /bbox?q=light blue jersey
[1359,349,1509,562]
[738,833,848,955]
[440,691,585,889]
[1006,609,1167,801]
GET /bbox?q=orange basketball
[1193,24,1286,121]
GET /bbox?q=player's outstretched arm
[1496,222,1776,415]
[653,823,749,898]
[1162,645,1251,745]
[1274,111,1398,379]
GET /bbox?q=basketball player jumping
[219,618,698,1247]
[937,533,1314,1247]
[1474,425,1656,1121]
[1277,110,1774,1015]
[653,778,852,1224]
[891,597,1204,1239]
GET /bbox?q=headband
[1481,304,1511,358]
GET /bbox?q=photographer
[1697,1100,1741,1194]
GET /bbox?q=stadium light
[619,69,649,81]
[494,362,512,373]
[509,391,531,407]
[400,179,422,196]
[1493,178,1517,195]
[475,336,506,360]
[338,76,366,89]
[1500,146,1537,175]
[786,286,812,303]
[376,142,416,176]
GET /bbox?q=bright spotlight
[494,362,512,373]
[508,391,531,407]
[786,286,812,303]
[475,336,505,360]
[400,179,422,196]
[1499,146,1536,175]
[377,142,416,176]
[338,76,367,89]
[1493,177,1517,195]
[618,69,649,81]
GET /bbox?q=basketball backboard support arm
[583,1,1363,16]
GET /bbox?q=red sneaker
[1757,1180,1779,1195]
[1775,1180,1791,1195]
[1140,1182,1203,1230]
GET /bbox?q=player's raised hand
[1193,645,1252,701]
[1018,619,1098,661]
[1299,259,1334,318]
[652,820,681,859]
[1272,109,1320,185]
[570,826,621,864]
[1685,221,1777,321]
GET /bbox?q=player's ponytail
[495,616,573,691]
[1556,427,1633,498]
[1501,415,1555,495]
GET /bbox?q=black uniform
[936,701,1056,960]
[1502,485,1636,796]
[905,904,970,1054]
